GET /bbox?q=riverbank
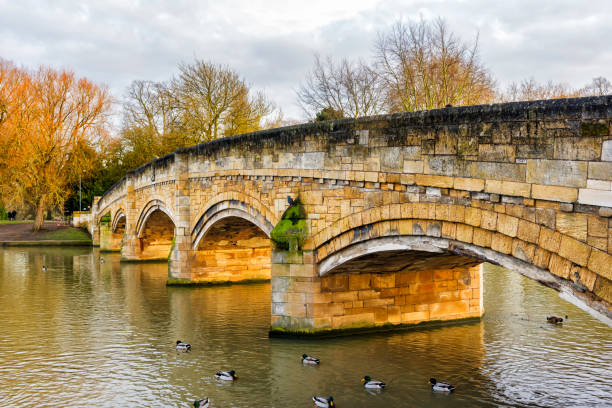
[0,221,92,245]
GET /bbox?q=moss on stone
[269,316,483,338]
[271,198,308,250]
[580,122,609,136]
[166,278,270,287]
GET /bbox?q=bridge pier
[270,248,484,336]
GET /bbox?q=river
[0,247,610,407]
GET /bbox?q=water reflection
[0,248,610,407]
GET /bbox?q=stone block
[332,313,375,329]
[456,224,474,243]
[578,189,612,207]
[588,215,608,238]
[558,236,591,266]
[555,212,588,241]
[349,274,371,291]
[594,277,612,303]
[401,311,429,323]
[587,179,612,190]
[435,132,458,154]
[371,273,396,289]
[512,239,535,263]
[588,162,612,181]
[553,137,602,160]
[526,159,587,188]
[588,249,612,280]
[601,140,612,161]
[539,227,562,253]
[496,214,519,237]
[532,184,578,203]
[478,144,515,162]
[321,274,349,292]
[429,300,470,318]
[485,179,531,198]
[533,248,551,269]
[453,177,484,192]
[481,210,498,230]
[535,208,556,229]
[548,254,572,279]
[473,228,492,247]
[403,160,424,174]
[415,174,454,188]
[471,161,525,182]
[491,233,513,254]
[465,207,482,227]
[517,220,540,244]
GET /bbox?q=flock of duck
[175,341,455,407]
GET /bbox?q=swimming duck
[176,340,191,352]
[546,315,567,324]
[42,266,47,271]
[362,376,386,389]
[193,398,209,408]
[429,378,455,392]
[302,354,320,365]
[312,396,334,407]
[100,258,105,263]
[215,370,237,381]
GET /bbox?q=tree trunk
[32,195,46,232]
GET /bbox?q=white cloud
[1,0,611,120]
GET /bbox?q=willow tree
[375,18,495,112]
[0,63,111,231]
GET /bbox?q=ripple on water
[0,249,610,407]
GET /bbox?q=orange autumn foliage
[0,60,112,231]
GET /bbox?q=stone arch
[136,199,175,238]
[189,194,275,283]
[112,209,126,233]
[191,198,274,250]
[312,202,608,316]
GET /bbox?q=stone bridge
[91,96,612,335]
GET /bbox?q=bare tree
[581,76,612,96]
[498,78,581,102]
[297,54,385,119]
[375,17,495,112]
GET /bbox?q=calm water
[0,247,610,408]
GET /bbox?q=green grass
[40,227,91,241]
[0,220,31,224]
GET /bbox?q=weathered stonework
[88,96,612,334]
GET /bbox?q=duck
[302,354,320,365]
[42,266,47,271]
[362,376,386,389]
[100,258,105,263]
[176,340,191,352]
[214,370,237,381]
[193,398,209,408]
[429,378,455,392]
[312,396,334,407]
[546,315,567,324]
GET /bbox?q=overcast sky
[1,0,611,121]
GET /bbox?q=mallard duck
[302,354,320,365]
[312,396,334,407]
[429,378,455,392]
[362,376,386,389]
[176,340,191,352]
[42,266,47,271]
[215,370,237,381]
[193,398,209,408]
[546,315,567,324]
